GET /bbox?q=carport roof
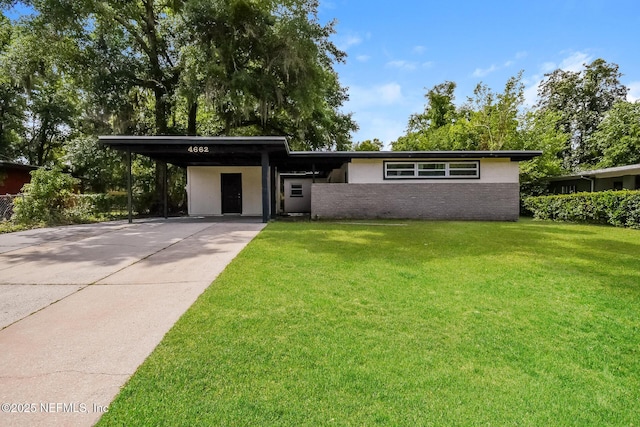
[99,135,541,171]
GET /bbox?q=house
[0,161,38,194]
[99,136,540,223]
[547,163,640,194]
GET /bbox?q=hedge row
[523,190,640,229]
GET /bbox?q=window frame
[384,160,480,180]
[289,183,304,197]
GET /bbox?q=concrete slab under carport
[0,217,265,427]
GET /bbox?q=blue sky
[319,0,640,147]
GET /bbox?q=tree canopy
[392,58,637,195]
[536,58,628,168]
[0,0,356,165]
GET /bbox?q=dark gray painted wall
[311,183,520,221]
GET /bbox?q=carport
[100,136,347,223]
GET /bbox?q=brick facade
[311,183,520,221]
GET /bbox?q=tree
[392,73,525,152]
[463,71,524,151]
[12,167,78,225]
[183,0,356,150]
[407,81,457,132]
[515,110,568,196]
[0,13,25,160]
[63,136,126,192]
[0,16,78,165]
[352,138,383,151]
[591,101,640,168]
[392,81,467,151]
[537,58,628,169]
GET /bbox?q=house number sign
[187,146,209,153]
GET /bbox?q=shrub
[523,190,640,229]
[12,168,132,227]
[13,168,79,225]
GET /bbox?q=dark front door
[221,173,242,214]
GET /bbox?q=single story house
[100,136,540,223]
[0,161,39,194]
[548,163,640,194]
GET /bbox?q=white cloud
[422,61,434,69]
[386,60,417,71]
[356,55,371,62]
[558,51,593,72]
[319,0,336,10]
[628,82,640,102]
[335,33,364,51]
[346,82,404,109]
[472,51,529,78]
[523,84,540,107]
[376,83,404,104]
[473,64,498,78]
[541,62,557,73]
[413,45,427,55]
[351,113,406,148]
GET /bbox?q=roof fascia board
[552,163,640,180]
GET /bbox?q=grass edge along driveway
[98,219,640,426]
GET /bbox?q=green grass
[0,220,35,234]
[98,219,640,426]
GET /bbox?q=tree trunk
[188,100,197,136]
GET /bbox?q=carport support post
[261,151,269,223]
[270,166,277,219]
[127,148,132,224]
[163,161,168,219]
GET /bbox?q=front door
[221,173,242,214]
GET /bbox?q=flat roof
[290,150,541,161]
[0,161,39,171]
[99,135,541,170]
[550,163,640,180]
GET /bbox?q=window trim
[383,160,480,180]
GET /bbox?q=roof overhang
[550,163,640,181]
[0,161,39,171]
[99,136,542,171]
[289,150,542,161]
[99,136,291,168]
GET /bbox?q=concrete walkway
[0,218,265,426]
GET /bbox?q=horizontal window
[290,183,303,197]
[384,161,479,179]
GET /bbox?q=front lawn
[98,219,640,426]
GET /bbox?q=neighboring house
[548,163,640,194]
[100,136,540,222]
[0,161,38,194]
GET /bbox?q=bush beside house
[523,190,640,229]
[11,169,128,227]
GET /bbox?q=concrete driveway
[0,218,265,427]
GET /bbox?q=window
[290,183,303,197]
[384,161,479,179]
[561,185,576,194]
